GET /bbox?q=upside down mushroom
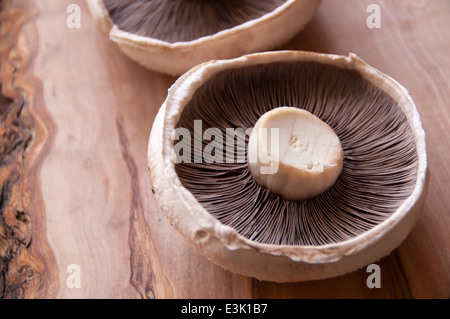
[85,0,322,75]
[147,51,429,282]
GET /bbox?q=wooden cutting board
[1,0,449,299]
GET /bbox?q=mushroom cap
[148,51,429,282]
[85,0,322,75]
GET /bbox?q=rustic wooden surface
[0,0,449,299]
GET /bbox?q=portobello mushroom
[85,0,322,75]
[148,51,429,282]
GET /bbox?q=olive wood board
[0,0,449,299]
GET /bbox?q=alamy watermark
[66,264,81,289]
[367,4,381,29]
[366,263,381,288]
[66,4,81,29]
[171,120,280,174]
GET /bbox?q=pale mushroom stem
[248,107,344,201]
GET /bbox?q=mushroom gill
[103,0,288,43]
[174,61,419,246]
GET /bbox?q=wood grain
[0,0,448,299]
[0,0,58,298]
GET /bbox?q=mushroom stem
[247,107,343,201]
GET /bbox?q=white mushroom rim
[148,51,428,264]
[86,0,322,76]
[86,0,314,50]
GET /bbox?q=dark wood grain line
[391,250,413,298]
[116,117,173,299]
